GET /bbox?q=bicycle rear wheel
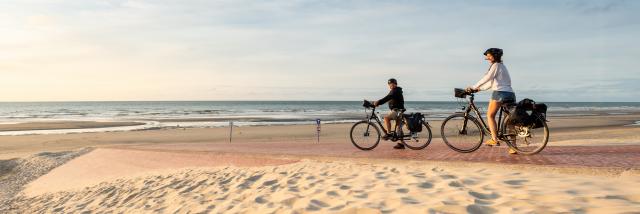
[399,121,432,150]
[350,121,381,150]
[504,115,549,155]
[441,114,484,153]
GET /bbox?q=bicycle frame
[363,107,409,139]
[364,106,389,134]
[461,94,510,139]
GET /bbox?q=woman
[467,48,517,154]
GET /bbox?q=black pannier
[508,109,531,127]
[405,113,424,132]
[508,98,548,128]
[532,103,547,128]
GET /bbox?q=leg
[384,116,391,134]
[487,100,501,142]
[385,111,405,149]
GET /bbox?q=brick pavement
[122,139,640,169]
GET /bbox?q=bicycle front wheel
[504,115,549,155]
[399,121,432,150]
[350,121,381,150]
[441,114,484,153]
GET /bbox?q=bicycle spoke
[400,122,432,150]
[506,117,549,155]
[350,121,380,150]
[441,115,483,153]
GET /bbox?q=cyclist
[374,78,406,149]
[467,48,518,154]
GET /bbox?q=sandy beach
[1,114,640,213]
[3,0,639,212]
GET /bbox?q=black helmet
[483,48,503,58]
[387,78,397,84]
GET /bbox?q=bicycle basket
[454,88,468,98]
[362,100,375,108]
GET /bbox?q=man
[374,78,405,149]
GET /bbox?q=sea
[0,101,639,135]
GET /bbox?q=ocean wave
[0,121,157,136]
[0,101,638,135]
[0,120,360,136]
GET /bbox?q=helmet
[387,78,397,84]
[483,48,503,58]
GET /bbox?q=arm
[472,63,498,91]
[375,90,395,106]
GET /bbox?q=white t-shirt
[473,63,514,92]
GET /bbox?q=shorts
[491,91,516,103]
[385,110,401,120]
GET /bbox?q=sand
[23,148,299,196]
[1,114,639,160]
[1,114,640,213]
[5,158,640,213]
[0,149,92,203]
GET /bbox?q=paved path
[120,139,640,169]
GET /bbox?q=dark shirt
[377,87,405,110]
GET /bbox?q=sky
[0,0,638,102]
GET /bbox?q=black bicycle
[440,88,549,155]
[350,100,432,150]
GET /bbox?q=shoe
[508,148,518,154]
[382,133,392,141]
[393,143,405,149]
[485,139,500,146]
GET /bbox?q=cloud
[0,1,638,101]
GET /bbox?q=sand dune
[6,159,640,213]
[0,149,91,203]
[23,148,299,196]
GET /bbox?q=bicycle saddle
[392,108,406,112]
[502,102,517,108]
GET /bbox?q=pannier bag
[508,98,548,128]
[406,113,425,132]
[532,103,548,128]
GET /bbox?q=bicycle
[440,88,549,155]
[350,100,432,150]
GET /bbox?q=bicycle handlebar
[454,88,476,98]
[362,100,376,109]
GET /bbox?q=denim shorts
[491,91,516,103]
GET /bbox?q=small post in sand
[316,119,321,143]
[229,121,233,143]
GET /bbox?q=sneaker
[485,139,500,146]
[382,133,392,141]
[508,148,518,154]
[393,143,405,149]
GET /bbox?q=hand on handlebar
[465,87,479,93]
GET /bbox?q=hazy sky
[1,0,638,102]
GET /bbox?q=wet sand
[0,121,145,132]
[1,114,639,160]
